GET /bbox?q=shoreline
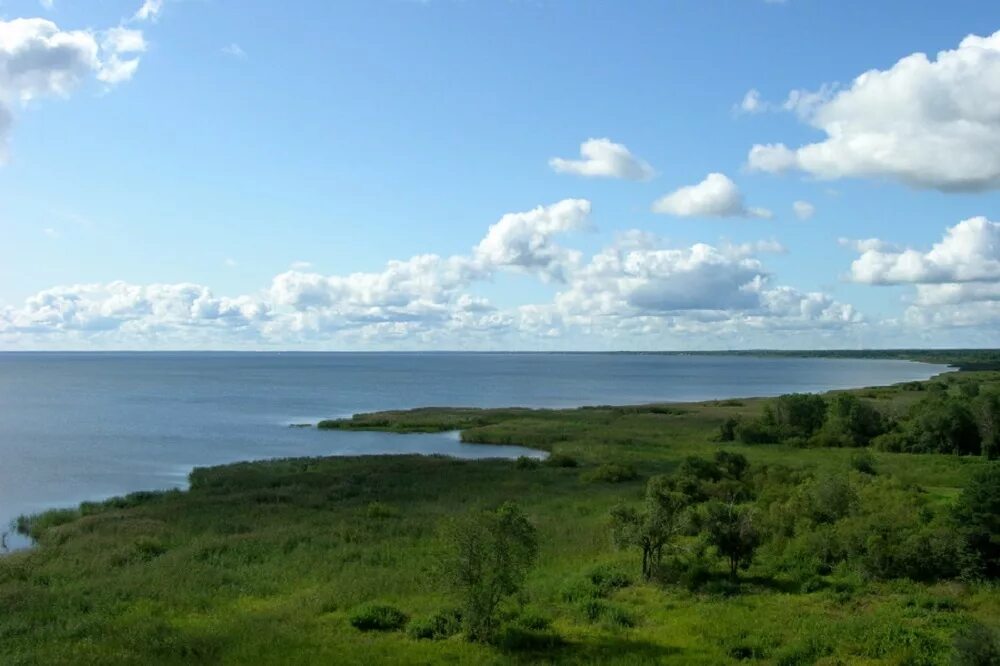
[5,357,961,553]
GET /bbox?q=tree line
[720,380,1000,458]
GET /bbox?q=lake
[0,352,947,549]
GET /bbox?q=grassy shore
[2,363,999,664]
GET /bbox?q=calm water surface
[0,352,947,548]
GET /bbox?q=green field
[2,363,999,665]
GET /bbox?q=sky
[1,0,999,351]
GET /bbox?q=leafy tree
[717,416,740,442]
[703,501,762,579]
[765,393,828,439]
[906,398,981,455]
[438,502,538,641]
[972,391,1000,459]
[952,463,1000,578]
[819,393,885,447]
[714,450,749,481]
[611,476,688,579]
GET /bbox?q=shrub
[514,609,552,631]
[951,622,1000,665]
[581,463,639,483]
[952,463,1000,578]
[718,416,741,442]
[348,604,408,632]
[736,420,778,445]
[577,599,634,627]
[587,563,633,594]
[544,453,578,468]
[850,450,878,475]
[559,578,601,602]
[407,608,462,640]
[514,456,540,470]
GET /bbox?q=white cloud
[845,216,1000,334]
[913,282,1000,306]
[474,198,590,281]
[43,227,60,239]
[848,217,1000,285]
[652,173,772,219]
[2,201,871,349]
[222,43,246,59]
[0,282,269,337]
[0,17,146,158]
[133,0,164,22]
[736,88,765,114]
[549,138,655,181]
[748,30,1000,191]
[792,200,815,220]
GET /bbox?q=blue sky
[1,0,999,350]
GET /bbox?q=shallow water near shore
[0,352,947,551]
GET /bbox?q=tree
[906,398,980,455]
[972,391,1000,459]
[611,476,688,580]
[703,501,762,579]
[821,393,885,447]
[438,502,538,641]
[952,463,1000,578]
[765,393,827,439]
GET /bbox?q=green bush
[514,609,552,631]
[407,608,462,640]
[587,563,633,594]
[514,456,540,470]
[544,453,579,468]
[581,463,639,483]
[850,450,878,475]
[348,604,408,632]
[577,599,634,627]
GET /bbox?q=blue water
[0,352,947,549]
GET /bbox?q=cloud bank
[1,201,867,349]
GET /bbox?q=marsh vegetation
[2,368,999,664]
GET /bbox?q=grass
[1,368,998,664]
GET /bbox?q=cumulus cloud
[2,200,869,349]
[844,216,1000,334]
[0,17,146,158]
[474,199,591,281]
[792,200,815,220]
[848,217,1000,285]
[0,282,269,338]
[652,173,772,219]
[748,30,1000,191]
[549,138,655,181]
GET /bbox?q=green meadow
[2,365,999,665]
